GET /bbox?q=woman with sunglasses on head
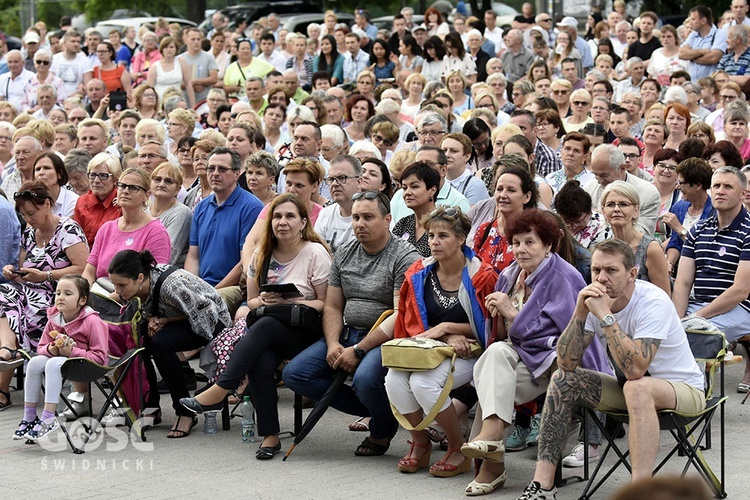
[21,49,67,112]
[33,152,78,218]
[147,36,195,109]
[0,181,88,410]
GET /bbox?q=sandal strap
[407,439,431,450]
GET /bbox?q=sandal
[354,436,391,456]
[738,382,750,394]
[167,415,198,438]
[460,440,505,463]
[424,425,446,443]
[0,389,12,412]
[397,440,431,473]
[348,416,370,432]
[0,347,24,372]
[429,448,472,477]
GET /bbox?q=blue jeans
[283,328,397,440]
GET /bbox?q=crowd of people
[0,2,748,498]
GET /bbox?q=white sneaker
[60,392,90,421]
[101,408,125,427]
[562,442,600,468]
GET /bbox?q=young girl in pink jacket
[13,274,109,441]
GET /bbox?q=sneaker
[60,391,90,421]
[101,408,124,427]
[12,417,39,440]
[516,481,557,500]
[525,414,541,447]
[27,418,60,441]
[562,442,600,468]
[506,424,530,451]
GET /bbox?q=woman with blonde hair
[389,150,417,190]
[72,152,122,245]
[549,78,573,118]
[200,88,228,130]
[401,73,427,122]
[133,84,160,120]
[166,108,194,156]
[147,36,194,108]
[301,95,329,126]
[446,70,472,115]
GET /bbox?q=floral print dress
[0,217,87,350]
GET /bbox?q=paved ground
[0,358,748,500]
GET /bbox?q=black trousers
[217,316,320,436]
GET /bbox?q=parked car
[198,1,321,33]
[0,30,21,51]
[372,15,425,31]
[281,13,355,34]
[94,17,197,40]
[490,2,519,30]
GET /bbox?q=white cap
[557,17,579,29]
[24,32,40,44]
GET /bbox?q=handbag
[246,303,322,329]
[382,337,482,431]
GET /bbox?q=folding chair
[578,330,729,500]
[58,347,145,454]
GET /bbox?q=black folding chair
[578,330,729,499]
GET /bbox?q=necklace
[429,269,459,309]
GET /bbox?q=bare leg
[533,368,604,489]
[622,377,676,482]
[194,383,229,405]
[0,317,18,360]
[398,411,431,466]
[433,403,468,467]
[471,415,507,483]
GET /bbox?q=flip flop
[348,417,370,432]
[167,415,198,438]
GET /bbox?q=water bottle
[203,411,218,434]
[241,396,256,443]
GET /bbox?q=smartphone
[14,269,28,276]
[109,91,128,111]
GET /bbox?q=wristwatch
[600,314,616,328]
[680,227,688,238]
[353,343,366,360]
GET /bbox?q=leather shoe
[179,397,223,414]
[256,442,282,460]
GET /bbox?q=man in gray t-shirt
[284,192,419,456]
[178,28,219,103]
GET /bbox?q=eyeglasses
[691,132,709,139]
[193,156,209,163]
[95,49,110,54]
[152,176,176,185]
[572,101,590,106]
[324,175,359,186]
[207,166,234,174]
[138,153,165,160]
[70,116,86,122]
[0,135,11,141]
[177,148,191,154]
[539,18,552,22]
[720,94,738,101]
[34,60,50,65]
[14,190,48,200]
[167,122,184,128]
[116,182,147,194]
[621,153,641,160]
[430,206,459,219]
[419,129,446,137]
[591,105,609,112]
[87,172,113,181]
[655,163,677,172]
[372,134,394,147]
[321,146,339,152]
[472,137,490,149]
[142,93,157,98]
[603,201,634,210]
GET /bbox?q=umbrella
[283,369,349,461]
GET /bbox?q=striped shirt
[682,207,750,313]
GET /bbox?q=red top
[73,188,122,246]
[94,65,126,93]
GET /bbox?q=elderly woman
[166,109,194,157]
[150,162,192,266]
[386,207,496,477]
[33,153,78,217]
[130,32,161,87]
[473,164,539,273]
[641,119,669,173]
[0,182,88,409]
[401,73,427,122]
[345,94,376,143]
[687,121,715,147]
[21,48,67,111]
[185,139,223,210]
[356,71,377,104]
[148,36,194,108]
[62,147,89,195]
[72,152,121,246]
[651,149,683,243]
[550,79,572,118]
[244,151,278,206]
[135,118,166,148]
[663,103,691,151]
[562,89,594,133]
[393,162,440,257]
[600,181,671,295]
[702,139,744,171]
[664,158,714,273]
[705,81,743,134]
[534,109,565,154]
[108,249,230,438]
[132,84,160,120]
[461,208,608,495]
[181,194,330,454]
[554,180,606,249]
[723,105,750,160]
[477,124,525,194]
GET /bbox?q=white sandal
[465,470,507,496]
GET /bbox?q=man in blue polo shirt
[186,147,262,289]
[674,165,750,392]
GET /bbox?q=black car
[198,1,322,32]
[0,30,21,51]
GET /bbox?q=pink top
[88,218,171,278]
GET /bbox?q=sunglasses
[372,134,394,147]
[351,190,390,212]
[572,101,590,106]
[430,206,460,219]
[35,60,51,65]
[14,190,49,201]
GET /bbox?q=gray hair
[587,69,606,82]
[487,72,506,86]
[64,148,92,175]
[730,24,749,46]
[616,20,632,30]
[282,69,300,82]
[34,48,52,60]
[141,140,168,159]
[349,140,382,160]
[466,29,483,40]
[681,81,702,94]
[626,57,643,71]
[320,123,346,147]
[208,146,242,171]
[375,98,400,115]
[416,112,447,133]
[713,165,748,189]
[330,154,363,177]
[16,135,42,153]
[246,150,279,177]
[163,95,187,115]
[37,83,57,98]
[593,144,625,171]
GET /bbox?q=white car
[93,17,197,41]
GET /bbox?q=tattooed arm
[603,324,661,380]
[557,319,597,372]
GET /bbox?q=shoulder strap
[477,221,494,250]
[152,265,179,317]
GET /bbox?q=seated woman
[108,249,231,438]
[359,157,393,199]
[244,151,279,207]
[33,153,78,217]
[0,182,88,409]
[600,181,671,296]
[393,162,439,258]
[180,194,331,456]
[554,180,606,250]
[72,152,122,247]
[149,162,192,266]
[385,207,496,477]
[460,209,609,495]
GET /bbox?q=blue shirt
[0,195,20,282]
[681,206,750,313]
[681,25,728,80]
[717,46,750,76]
[665,197,715,255]
[190,185,262,286]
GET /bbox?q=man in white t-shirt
[50,30,92,97]
[515,239,705,500]
[483,10,507,57]
[314,155,360,253]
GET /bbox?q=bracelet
[47,271,52,281]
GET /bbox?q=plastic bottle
[203,411,218,434]
[241,396,256,443]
